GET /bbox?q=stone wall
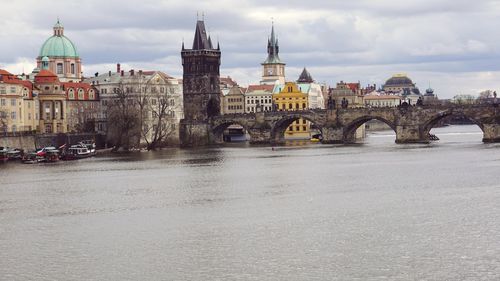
[0,133,36,150]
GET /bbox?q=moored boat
[61,144,93,160]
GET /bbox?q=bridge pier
[249,128,272,145]
[321,127,344,144]
[395,125,428,144]
[179,120,211,147]
[482,123,500,143]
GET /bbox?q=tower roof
[297,67,314,83]
[263,23,283,64]
[39,19,79,58]
[192,20,215,50]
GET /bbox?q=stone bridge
[206,104,500,145]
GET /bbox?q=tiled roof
[246,84,274,93]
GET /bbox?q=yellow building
[273,82,310,139]
[0,69,37,133]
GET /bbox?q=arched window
[78,89,84,100]
[11,125,16,133]
[302,103,306,109]
[295,103,299,110]
[288,103,293,109]
[89,90,95,100]
[69,89,75,99]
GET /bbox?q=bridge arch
[343,116,396,143]
[271,114,323,144]
[211,120,253,143]
[423,109,484,133]
[422,109,486,141]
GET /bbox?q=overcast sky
[1,0,500,98]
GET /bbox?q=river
[0,125,499,280]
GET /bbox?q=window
[1,99,6,105]
[69,90,74,99]
[10,87,16,93]
[57,63,63,74]
[0,87,5,94]
[28,113,31,120]
[78,89,84,100]
[89,91,95,100]
[11,125,16,132]
[11,99,16,106]
[71,63,75,74]
[11,111,16,119]
[160,87,164,93]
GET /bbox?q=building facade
[86,66,183,144]
[0,70,37,133]
[245,84,274,113]
[329,81,364,108]
[273,82,310,139]
[221,86,245,114]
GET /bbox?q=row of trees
[106,75,180,151]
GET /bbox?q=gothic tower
[260,23,285,85]
[179,20,221,146]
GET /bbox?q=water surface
[1,125,499,280]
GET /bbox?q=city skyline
[1,0,500,98]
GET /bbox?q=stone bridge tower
[179,20,221,146]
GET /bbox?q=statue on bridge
[341,97,349,109]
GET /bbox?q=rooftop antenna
[202,12,205,21]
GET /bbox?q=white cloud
[0,0,499,98]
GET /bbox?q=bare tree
[141,86,179,150]
[106,82,140,151]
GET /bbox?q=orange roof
[35,69,59,83]
[0,69,13,76]
[347,83,360,92]
[246,84,274,92]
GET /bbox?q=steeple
[297,67,314,83]
[263,22,282,64]
[192,20,214,50]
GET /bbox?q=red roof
[0,69,34,98]
[0,69,13,76]
[220,76,238,87]
[347,83,360,92]
[246,84,274,92]
[35,69,59,83]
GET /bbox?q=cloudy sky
[1,0,500,98]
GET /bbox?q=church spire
[263,22,282,64]
[192,20,214,50]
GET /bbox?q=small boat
[79,140,96,155]
[7,149,23,161]
[61,144,93,160]
[310,133,323,142]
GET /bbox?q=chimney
[130,69,134,76]
[121,70,124,76]
[108,71,111,77]
[94,72,99,77]
[117,63,121,73]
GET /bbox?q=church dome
[39,20,79,58]
[385,74,414,86]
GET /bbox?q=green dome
[39,35,79,58]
